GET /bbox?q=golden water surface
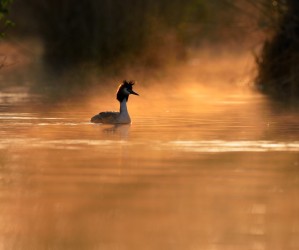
[0,89,299,250]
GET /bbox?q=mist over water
[1,2,299,248]
[1,47,299,249]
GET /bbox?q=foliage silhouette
[23,0,239,72]
[256,0,299,103]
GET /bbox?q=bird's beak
[130,90,139,96]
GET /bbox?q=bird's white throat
[118,99,131,123]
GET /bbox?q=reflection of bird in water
[103,124,131,139]
[91,80,139,124]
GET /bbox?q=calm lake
[0,88,299,250]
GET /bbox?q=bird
[90,80,139,124]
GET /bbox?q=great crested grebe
[90,80,139,124]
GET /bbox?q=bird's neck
[119,98,128,114]
[119,99,128,114]
[118,99,131,123]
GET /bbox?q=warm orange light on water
[1,48,299,249]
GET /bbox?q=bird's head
[116,80,139,102]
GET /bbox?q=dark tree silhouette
[22,0,238,72]
[256,0,299,103]
[0,0,14,38]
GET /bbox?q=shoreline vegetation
[255,0,299,104]
[1,1,299,104]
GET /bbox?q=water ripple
[166,140,299,152]
[1,138,299,152]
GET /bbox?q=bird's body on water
[90,80,139,124]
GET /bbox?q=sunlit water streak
[1,91,299,250]
[1,138,299,152]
